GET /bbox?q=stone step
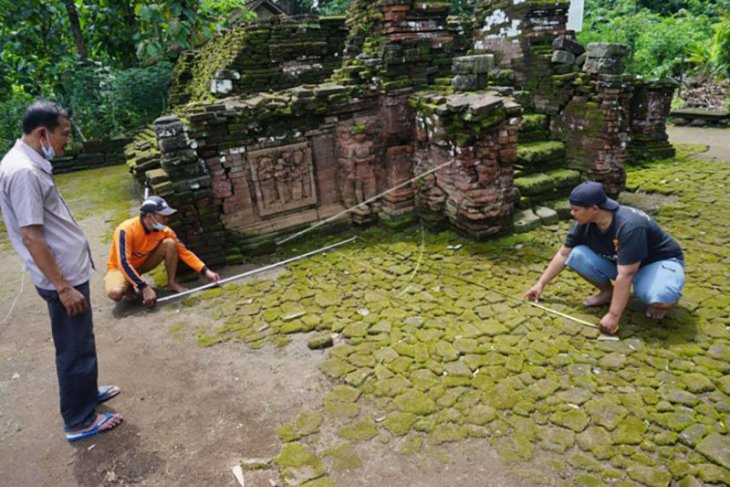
[514,168,582,206]
[541,198,573,220]
[518,113,550,143]
[519,113,549,133]
[512,205,560,233]
[516,140,566,168]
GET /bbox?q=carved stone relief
[248,142,317,216]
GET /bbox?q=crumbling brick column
[553,43,633,195]
[149,115,229,267]
[411,92,521,238]
[629,79,677,162]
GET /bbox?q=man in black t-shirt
[524,181,685,335]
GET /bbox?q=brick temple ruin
[126,0,677,267]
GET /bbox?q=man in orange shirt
[105,196,220,307]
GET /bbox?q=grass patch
[55,164,137,241]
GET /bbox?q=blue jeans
[565,245,685,304]
[36,282,98,432]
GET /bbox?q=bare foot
[168,281,188,293]
[583,289,613,307]
[123,287,137,301]
[646,304,670,320]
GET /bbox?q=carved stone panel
[248,142,317,217]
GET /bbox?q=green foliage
[0,1,253,150]
[706,15,730,78]
[450,0,475,16]
[579,0,723,79]
[317,0,352,15]
[134,1,255,64]
[58,62,173,140]
[0,90,34,154]
[0,0,80,94]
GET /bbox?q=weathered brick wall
[168,15,348,107]
[52,137,131,174]
[125,1,680,263]
[333,0,454,91]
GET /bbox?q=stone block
[158,135,190,152]
[583,57,625,75]
[146,168,169,184]
[452,74,479,91]
[154,117,185,139]
[513,209,541,233]
[544,198,572,219]
[534,206,559,225]
[453,54,495,75]
[446,93,482,112]
[553,36,585,56]
[587,43,630,58]
[552,50,576,65]
[469,95,503,116]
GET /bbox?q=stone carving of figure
[274,156,291,204]
[344,130,376,207]
[290,149,310,201]
[257,156,278,205]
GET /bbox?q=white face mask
[41,133,55,160]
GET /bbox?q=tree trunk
[62,0,88,60]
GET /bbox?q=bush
[0,90,34,155]
[579,3,714,79]
[58,62,173,140]
[0,62,172,153]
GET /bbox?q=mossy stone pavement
[188,146,730,486]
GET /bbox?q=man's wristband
[199,265,208,276]
[137,282,148,290]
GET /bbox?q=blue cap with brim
[140,196,177,216]
[569,181,619,211]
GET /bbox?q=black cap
[569,182,619,211]
[140,196,177,216]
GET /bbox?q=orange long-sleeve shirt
[107,217,205,288]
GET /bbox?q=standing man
[105,196,220,307]
[525,181,684,335]
[0,100,123,442]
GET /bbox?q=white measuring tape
[157,237,357,304]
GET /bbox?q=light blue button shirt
[0,140,93,290]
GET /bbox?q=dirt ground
[0,127,727,487]
[666,126,730,162]
[0,196,526,483]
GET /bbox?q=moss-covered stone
[696,433,730,469]
[278,411,323,442]
[549,409,589,433]
[540,426,576,453]
[585,398,628,431]
[627,464,672,487]
[382,412,418,436]
[337,419,378,442]
[275,443,327,485]
[576,426,613,452]
[319,358,355,379]
[323,442,362,471]
[612,415,648,445]
[308,333,334,350]
[393,390,437,415]
[430,423,467,444]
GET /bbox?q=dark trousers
[36,282,98,431]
